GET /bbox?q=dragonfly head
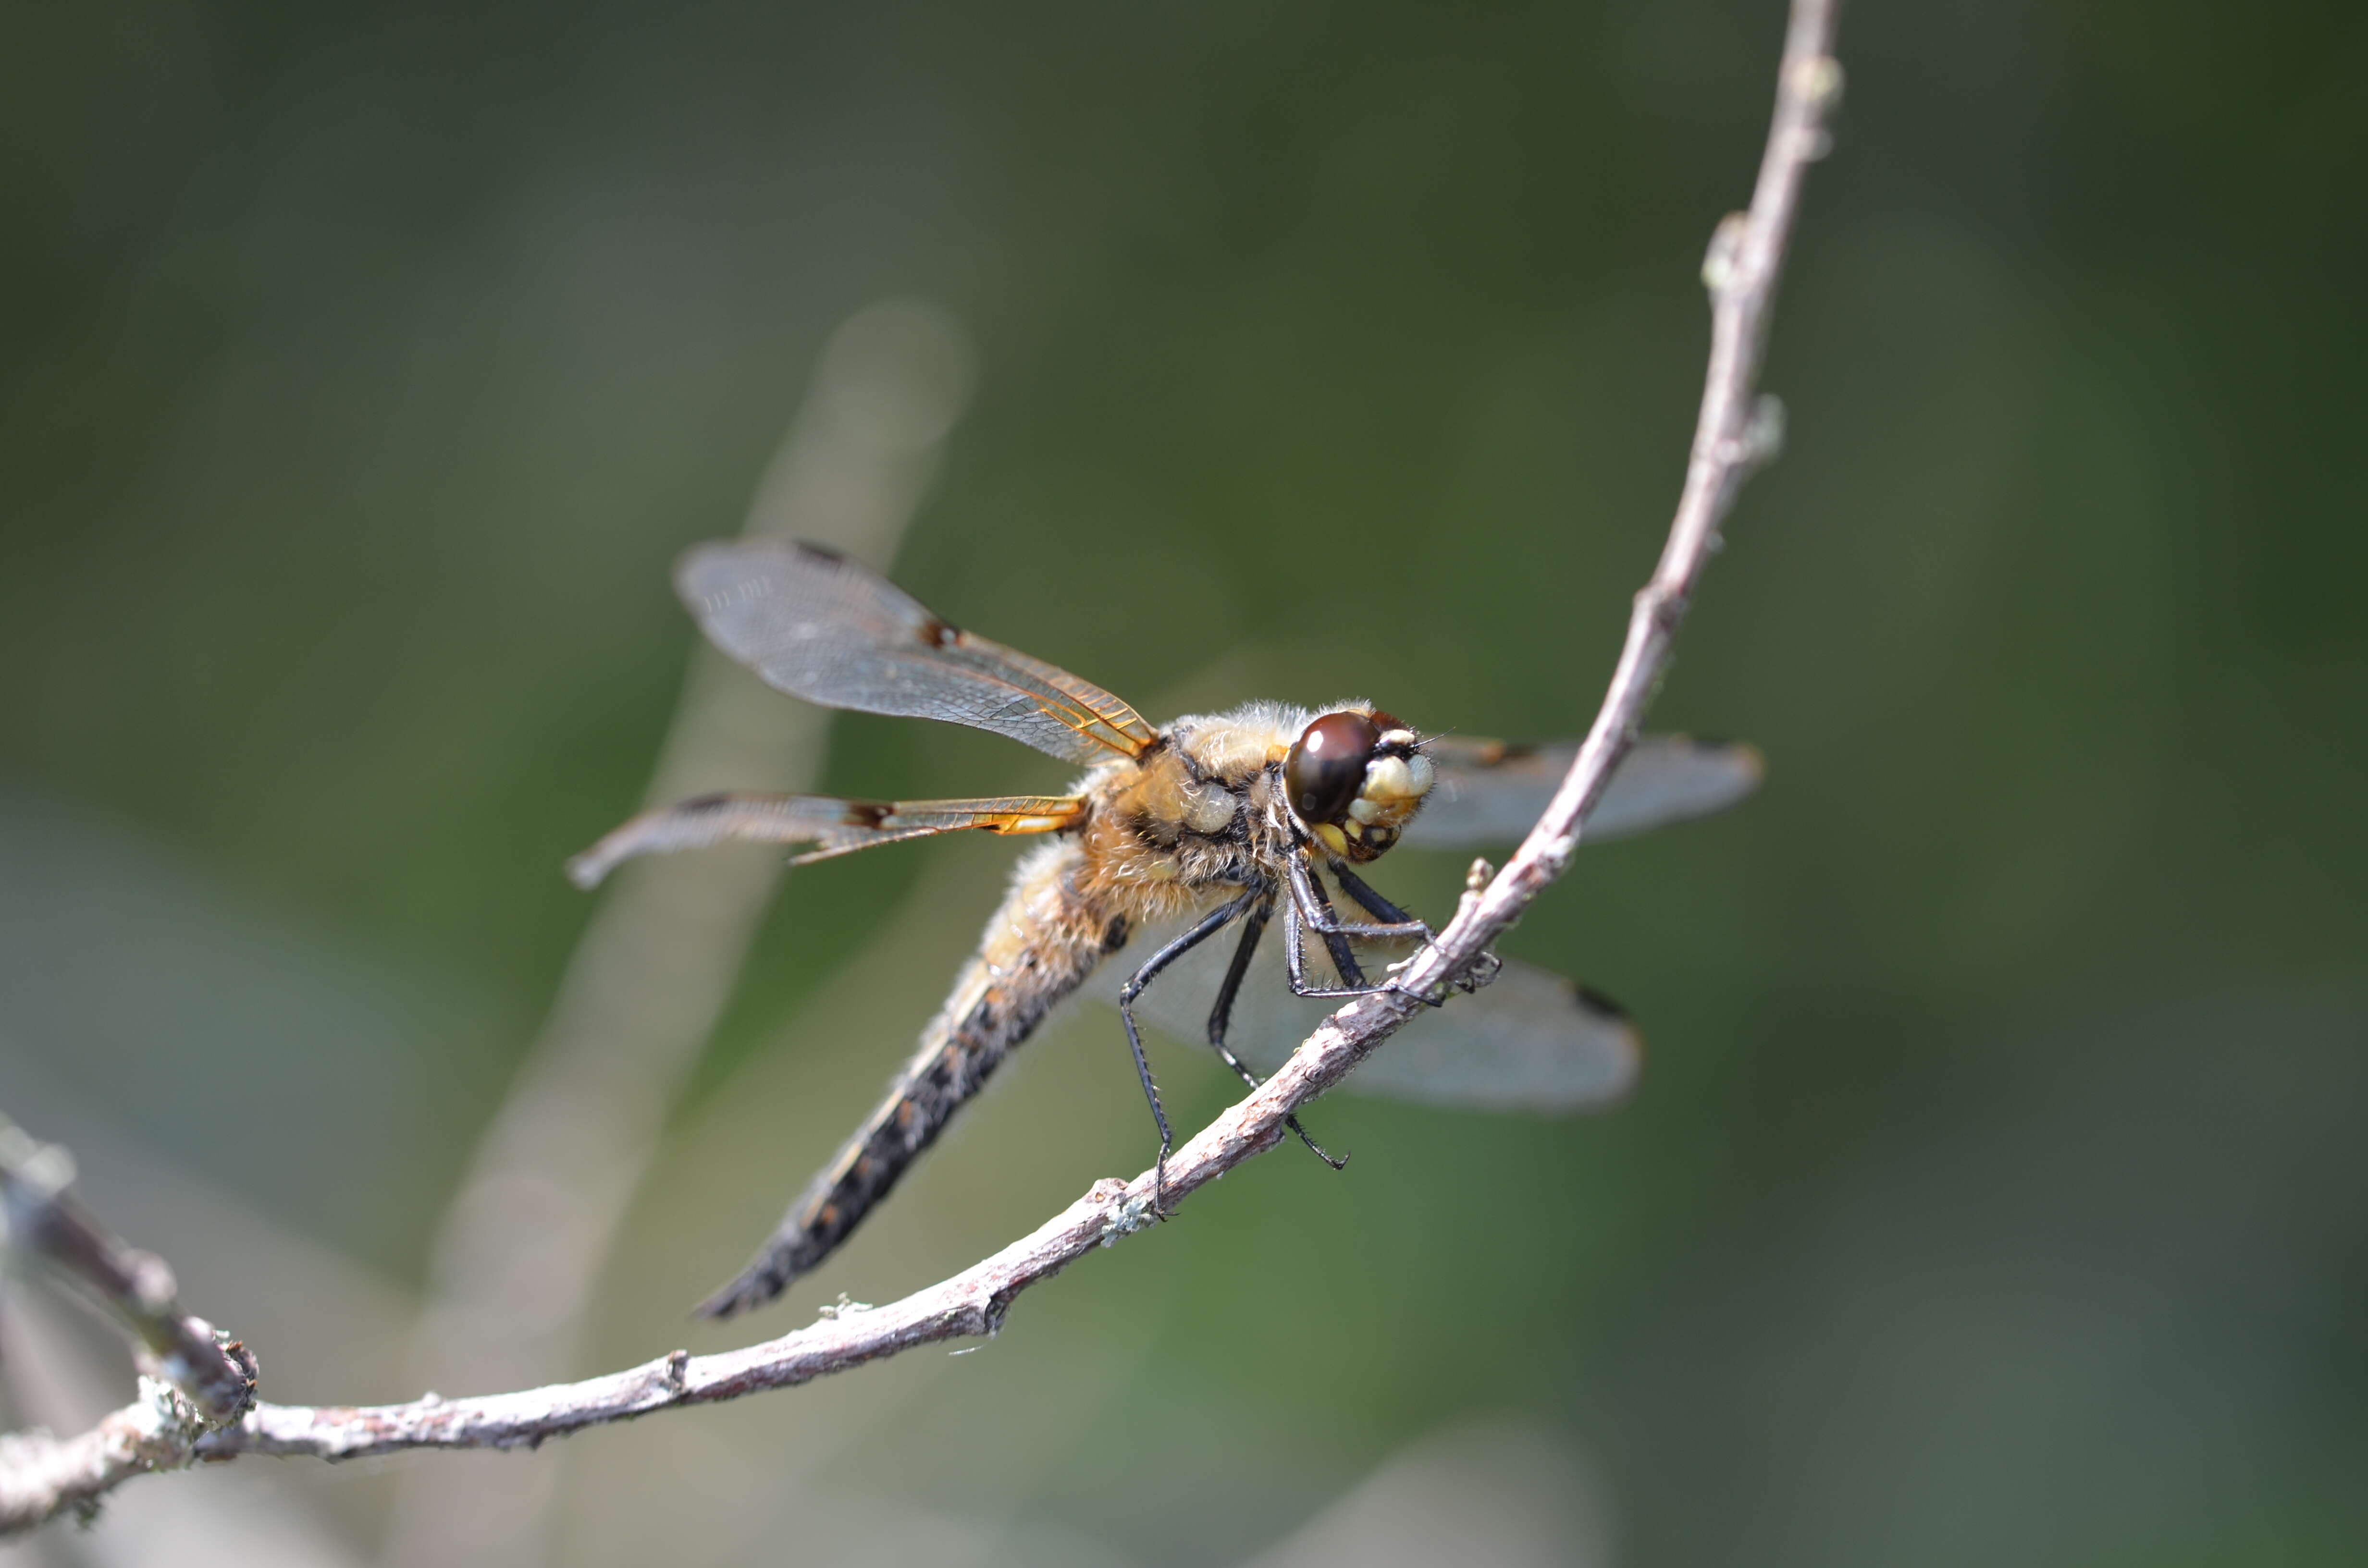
[1283,708,1433,862]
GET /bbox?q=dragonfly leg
[1299,860,1431,942]
[1283,857,1404,1000]
[1331,863,1489,996]
[1329,864,1431,941]
[1206,900,1347,1170]
[1118,888,1263,1213]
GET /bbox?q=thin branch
[0,1116,257,1426]
[1,0,1839,1529]
[0,1114,259,1530]
[1392,0,1841,985]
[0,1383,232,1536]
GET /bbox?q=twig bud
[1702,213,1751,294]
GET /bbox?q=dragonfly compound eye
[1285,710,1382,826]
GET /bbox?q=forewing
[1092,910,1639,1112]
[567,793,1084,888]
[676,539,1157,764]
[1406,735,1764,849]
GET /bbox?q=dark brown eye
[1285,710,1381,825]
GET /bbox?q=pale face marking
[1359,752,1433,806]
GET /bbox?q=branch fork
[0,0,1839,1537]
[0,1115,261,1528]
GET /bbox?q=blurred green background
[3,1,2365,1565]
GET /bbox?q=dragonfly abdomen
[696,846,1127,1318]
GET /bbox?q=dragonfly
[569,542,1761,1317]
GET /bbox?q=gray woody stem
[1389,0,1840,992]
[0,1113,260,1529]
[0,0,1838,1531]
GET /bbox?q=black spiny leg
[1332,862,1494,999]
[1331,863,1428,935]
[1304,861,1366,990]
[1284,855,1428,999]
[1118,889,1261,1214]
[1296,856,1431,943]
[1206,899,1347,1170]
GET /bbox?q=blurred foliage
[2,1,2365,1565]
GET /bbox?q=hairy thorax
[1068,702,1307,920]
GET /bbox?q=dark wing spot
[1574,983,1630,1021]
[919,616,960,648]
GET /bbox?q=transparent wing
[1406,735,1764,849]
[1088,908,1639,1112]
[675,539,1158,765]
[567,792,1084,889]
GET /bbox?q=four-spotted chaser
[570,543,1760,1316]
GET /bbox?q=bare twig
[0,1113,259,1530]
[1388,0,1840,991]
[0,1116,257,1426]
[0,1381,223,1536]
[1,0,1838,1529]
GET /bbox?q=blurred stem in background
[380,301,975,1568]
